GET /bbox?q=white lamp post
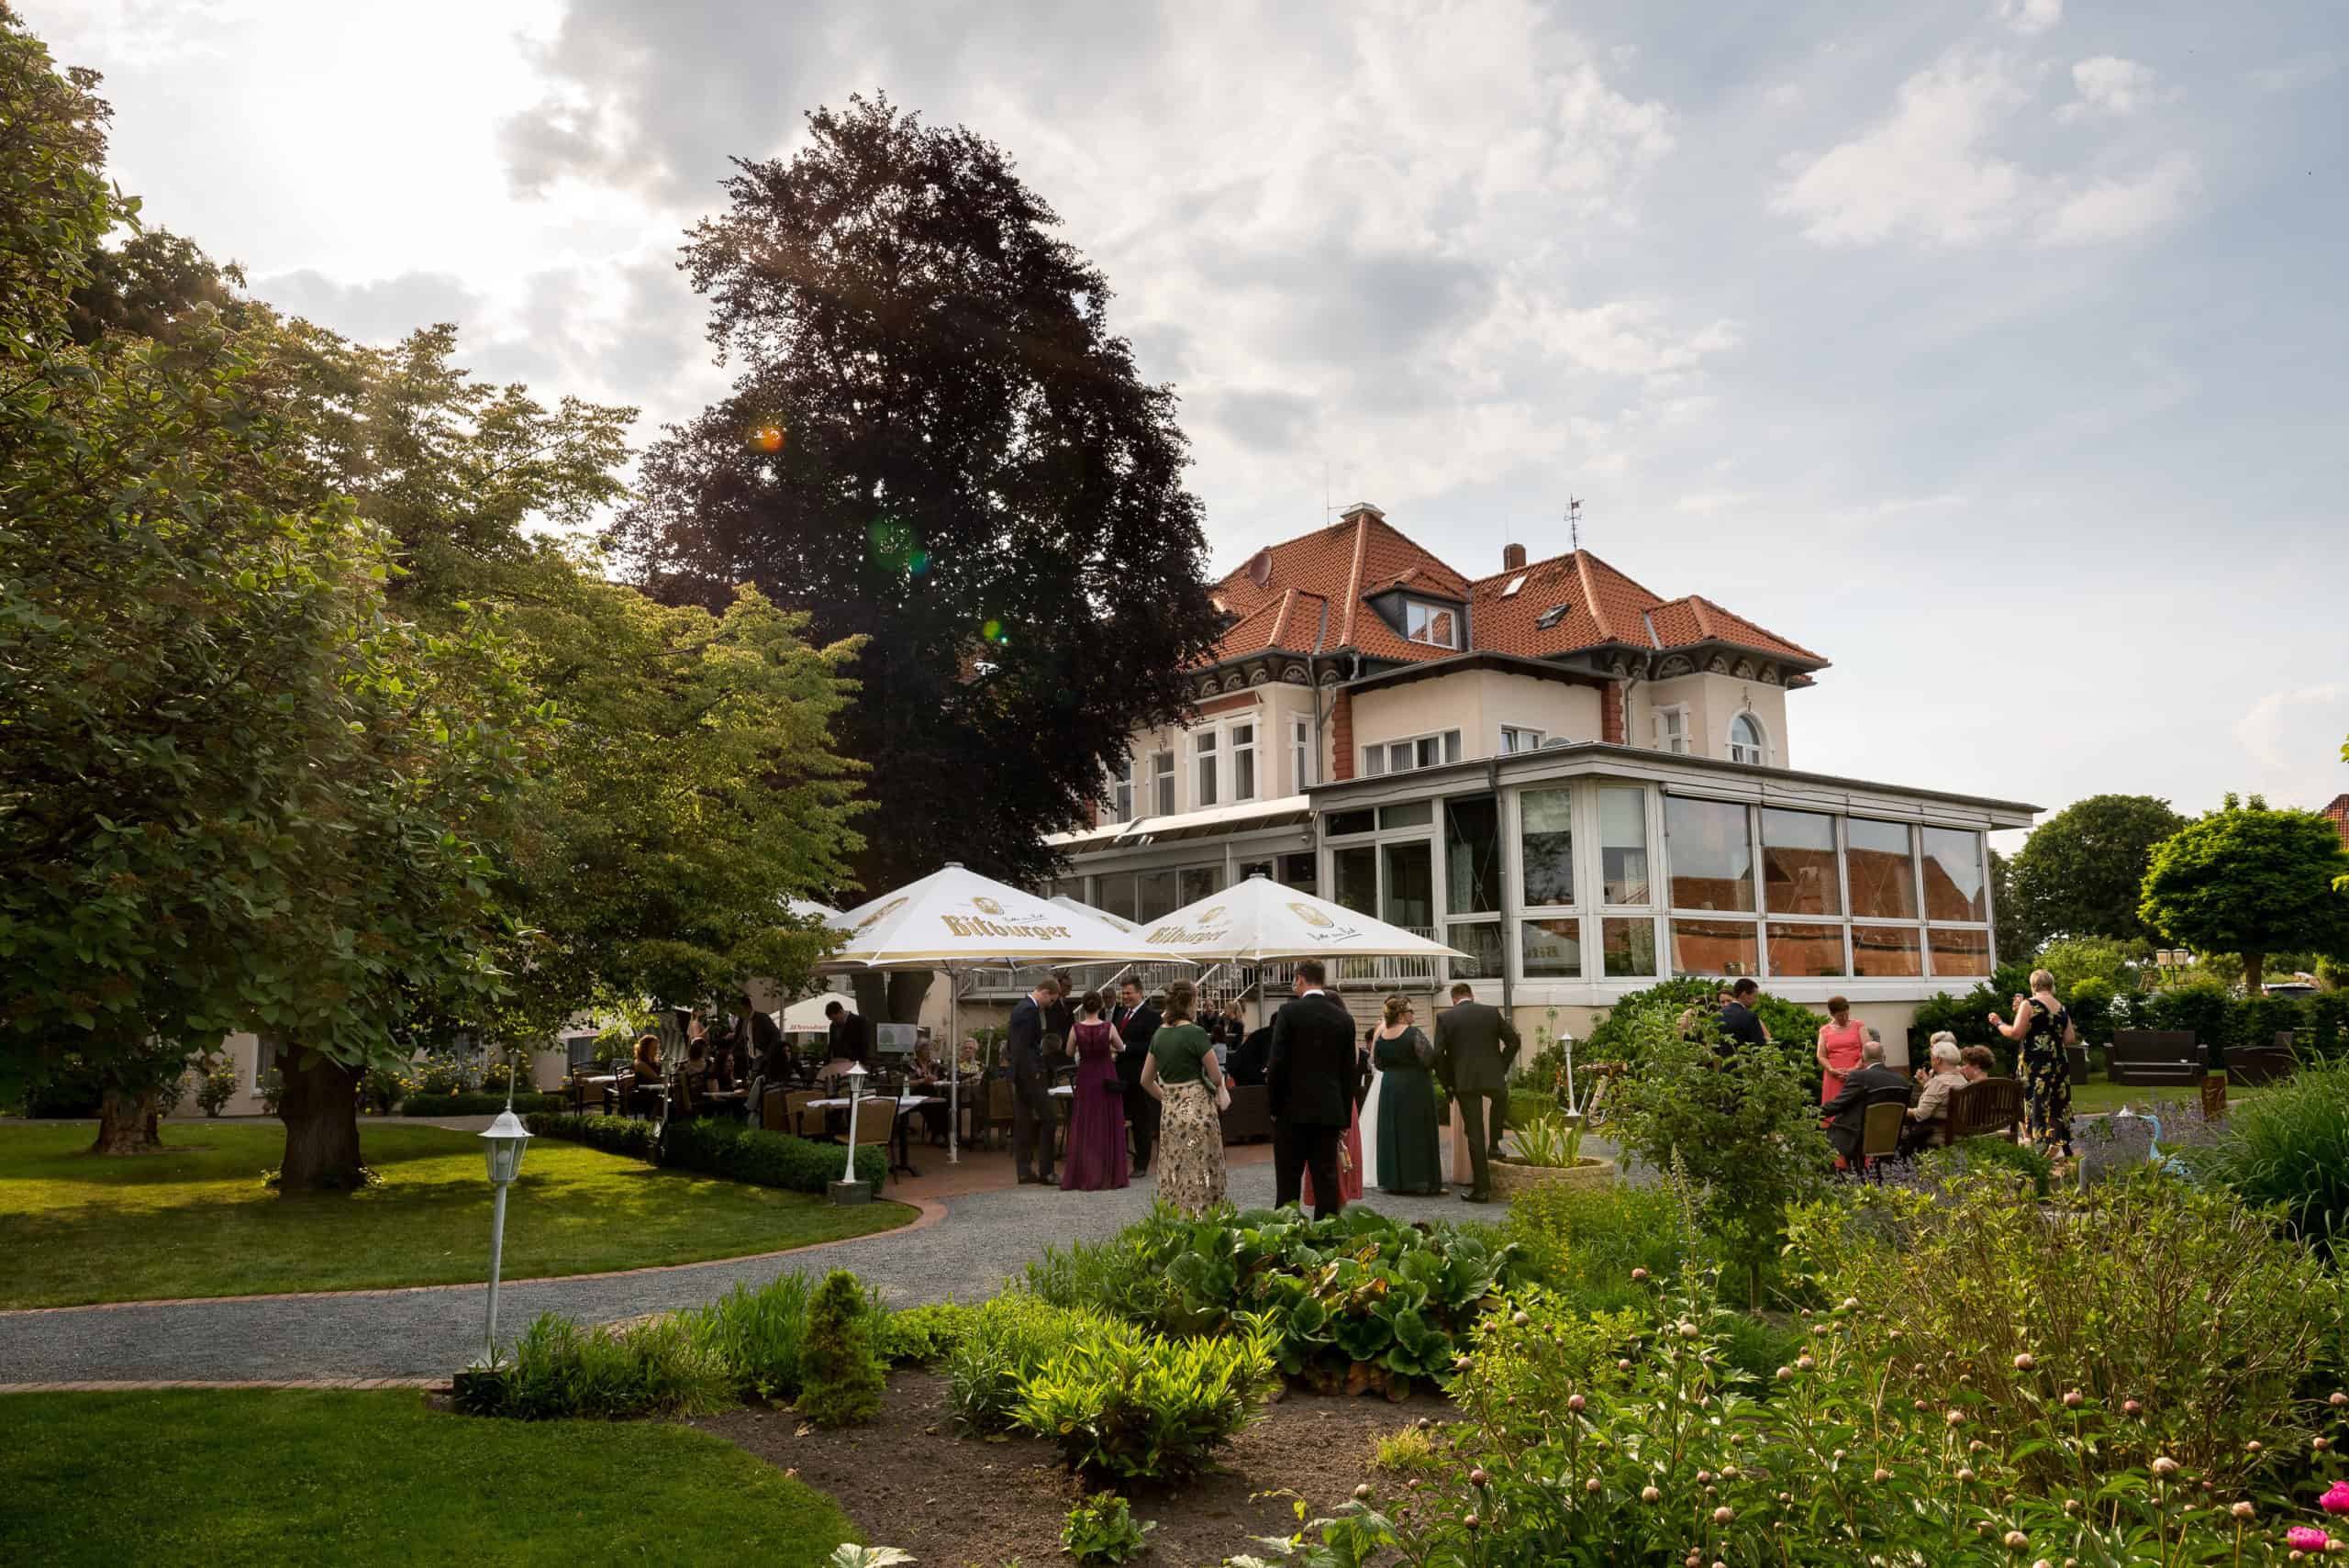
[475,1063,533,1366]
[838,1060,869,1185]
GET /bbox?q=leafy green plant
[195,1058,239,1118]
[947,1294,1124,1435]
[682,1273,816,1403]
[1059,1492,1154,1564]
[1370,1424,1439,1473]
[256,1068,284,1116]
[460,1311,733,1420]
[413,1052,475,1097]
[797,1269,885,1427]
[1498,1179,1693,1314]
[524,1112,884,1191]
[1013,1320,1277,1482]
[356,1065,411,1116]
[1505,1113,1585,1169]
[1911,1132,2054,1197]
[826,1547,912,1568]
[877,1301,977,1364]
[2192,1055,2349,1258]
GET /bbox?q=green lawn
[0,1388,857,1567]
[2070,1076,2269,1118]
[0,1121,910,1308]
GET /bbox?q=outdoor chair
[985,1077,1016,1149]
[1219,1082,1273,1143]
[2109,1030,2202,1086]
[783,1089,826,1140]
[1858,1101,1908,1180]
[848,1096,898,1176]
[1938,1077,2023,1146]
[759,1084,789,1132]
[2226,1035,2297,1086]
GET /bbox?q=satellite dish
[1246,548,1274,588]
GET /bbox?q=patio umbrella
[824,863,1181,1162]
[1049,894,1139,933]
[1131,872,1470,963]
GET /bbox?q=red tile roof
[1205,506,1828,673]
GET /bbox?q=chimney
[1337,501,1384,525]
[1502,541,1528,572]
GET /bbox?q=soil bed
[699,1368,1442,1567]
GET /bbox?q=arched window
[1727,712,1768,766]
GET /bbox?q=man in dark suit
[1229,1024,1272,1086]
[1266,960,1355,1218]
[1005,979,1059,1184]
[743,995,787,1082]
[1109,977,1163,1173]
[1434,981,1522,1204]
[1714,977,1769,1055]
[824,1000,872,1066]
[1820,1039,1914,1168]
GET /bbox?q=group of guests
[1811,968,2077,1169]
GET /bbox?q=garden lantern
[474,1102,532,1366]
[839,1061,869,1184]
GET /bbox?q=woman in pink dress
[1059,991,1130,1191]
[1815,995,1865,1105]
[1301,1034,1372,1211]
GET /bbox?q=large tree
[2008,793,2190,949]
[2139,795,2349,992]
[611,95,1223,906]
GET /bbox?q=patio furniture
[1937,1077,2023,1146]
[2227,1034,2297,1086]
[2108,1031,2202,1086]
[759,1085,790,1131]
[2065,1044,2090,1085]
[1218,1082,1273,1143]
[1858,1101,1907,1178]
[984,1077,1016,1149]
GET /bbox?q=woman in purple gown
[1059,989,1130,1191]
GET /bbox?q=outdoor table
[806,1095,943,1177]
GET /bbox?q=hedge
[525,1112,885,1193]
[402,1092,565,1118]
[1915,982,2349,1072]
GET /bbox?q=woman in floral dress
[1142,981,1228,1216]
[1991,968,2076,1162]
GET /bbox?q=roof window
[1499,573,1529,598]
[1535,603,1572,629]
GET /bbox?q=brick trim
[1600,681,1626,745]
[1330,690,1355,780]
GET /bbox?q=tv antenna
[1568,496,1583,553]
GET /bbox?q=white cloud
[1995,0,2062,37]
[2056,56,2160,121]
[2234,684,2349,806]
[2248,52,2337,94]
[1771,56,2028,245]
[2039,152,2199,246]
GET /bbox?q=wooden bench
[1936,1076,2023,1145]
[2108,1030,2202,1086]
[1219,1082,1272,1144]
[2226,1033,2297,1086]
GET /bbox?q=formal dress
[1356,1029,1383,1183]
[1818,1018,1865,1105]
[2019,997,2075,1158]
[1150,1022,1225,1216]
[1300,1045,1367,1210]
[1059,1019,1130,1191]
[1373,1026,1442,1195]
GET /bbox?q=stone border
[0,1378,442,1393]
[0,1196,949,1318]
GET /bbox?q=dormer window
[1728,712,1769,766]
[1405,599,1459,649]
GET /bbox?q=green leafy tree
[609,95,1224,979]
[2007,793,2189,948]
[2139,794,2349,993]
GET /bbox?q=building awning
[1112,795,1313,845]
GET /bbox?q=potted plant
[1488,1110,1614,1196]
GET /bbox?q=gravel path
[0,1161,1504,1384]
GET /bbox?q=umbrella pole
[948,965,959,1165]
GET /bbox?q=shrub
[682,1273,817,1403]
[946,1294,1121,1435]
[1012,1319,1277,1482]
[1607,1008,1831,1307]
[2308,990,2349,1060]
[406,1091,562,1118]
[195,1058,239,1118]
[797,1269,885,1427]
[357,1064,410,1116]
[256,1067,282,1115]
[1499,1180,1692,1315]
[1021,1226,1186,1330]
[2067,975,2118,1046]
[525,1112,660,1160]
[1911,1131,2054,1197]
[413,1051,474,1096]
[877,1301,977,1364]
[2192,1055,2349,1258]
[459,1311,732,1420]
[2144,977,2233,1062]
[2034,935,2150,995]
[480,1057,525,1094]
[2237,992,2307,1055]
[662,1116,886,1194]
[1059,1492,1153,1565]
[1788,1169,2339,1489]
[1371,1424,1439,1473]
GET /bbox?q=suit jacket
[1110,1001,1162,1087]
[1230,1027,1272,1086]
[1820,1062,1913,1161]
[1006,997,1048,1082]
[1266,991,1356,1128]
[828,1013,873,1064]
[1434,1001,1522,1094]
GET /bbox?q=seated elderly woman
[1959,1043,1998,1081]
[1902,1035,1970,1151]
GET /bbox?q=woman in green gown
[1371,995,1442,1195]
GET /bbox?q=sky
[29,0,2349,840]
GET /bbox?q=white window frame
[1404,598,1461,650]
[1109,753,1134,821]
[253,1037,280,1089]
[1500,725,1544,755]
[1359,728,1464,778]
[1150,750,1174,817]
[1653,704,1692,756]
[1289,714,1316,792]
[1727,710,1770,766]
[1230,720,1257,803]
[1194,728,1219,808]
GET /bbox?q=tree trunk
[90,1087,162,1155]
[276,1052,365,1192]
[850,970,888,1023]
[848,969,937,1026]
[2244,952,2266,994]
